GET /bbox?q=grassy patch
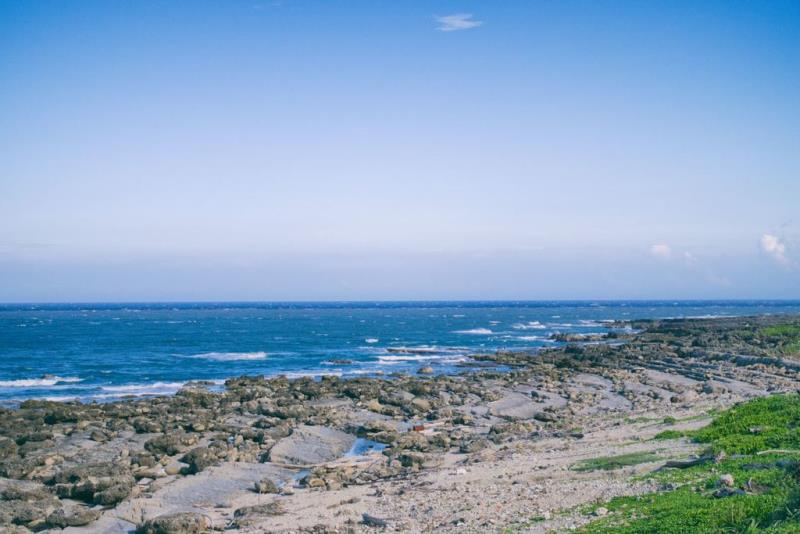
[579,394,800,533]
[572,452,661,472]
[759,324,800,355]
[692,394,800,454]
[653,429,687,440]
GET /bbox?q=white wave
[189,351,267,362]
[516,335,543,341]
[512,321,546,330]
[441,356,468,363]
[100,382,186,395]
[452,328,493,335]
[579,320,603,326]
[365,338,379,343]
[386,346,444,354]
[0,376,83,388]
[378,354,450,363]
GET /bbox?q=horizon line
[2,298,800,306]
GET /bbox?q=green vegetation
[662,416,677,425]
[571,452,661,472]
[759,324,800,355]
[693,394,800,454]
[653,429,687,440]
[579,394,800,533]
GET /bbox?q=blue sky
[1,0,799,301]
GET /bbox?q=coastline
[4,300,800,406]
[1,314,799,532]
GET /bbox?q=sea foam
[0,377,82,388]
[512,321,546,330]
[189,351,267,362]
[452,328,493,335]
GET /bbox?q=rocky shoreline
[1,314,799,533]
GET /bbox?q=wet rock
[418,366,434,375]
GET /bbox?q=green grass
[693,394,800,454]
[572,452,661,472]
[759,325,800,355]
[579,394,800,533]
[653,429,687,440]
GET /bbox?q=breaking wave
[453,328,493,335]
[0,377,83,388]
[189,351,267,362]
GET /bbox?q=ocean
[1,300,799,404]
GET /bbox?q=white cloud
[761,233,789,265]
[649,244,672,260]
[435,13,482,32]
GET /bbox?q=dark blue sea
[1,300,799,404]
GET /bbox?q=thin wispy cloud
[649,244,730,286]
[435,13,483,32]
[649,244,672,260]
[761,233,789,265]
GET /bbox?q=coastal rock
[393,431,429,452]
[269,425,356,465]
[144,433,198,457]
[181,447,217,474]
[231,502,285,527]
[45,506,100,528]
[488,393,539,420]
[137,512,211,534]
[254,478,279,494]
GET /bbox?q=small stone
[307,477,326,489]
[719,474,734,487]
[254,478,279,494]
[138,512,211,534]
[594,507,609,517]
